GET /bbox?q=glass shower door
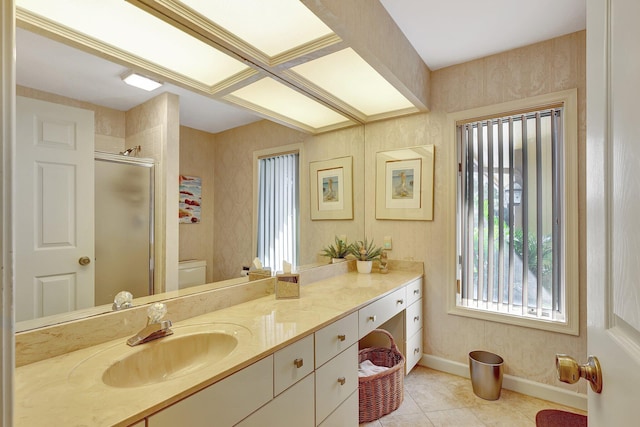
[95,154,154,306]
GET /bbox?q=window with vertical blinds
[257,152,299,271]
[457,107,567,323]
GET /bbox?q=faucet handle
[112,291,133,311]
[147,302,168,324]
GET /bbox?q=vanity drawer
[358,287,406,338]
[315,312,358,368]
[317,389,358,427]
[406,277,423,306]
[406,299,423,339]
[274,334,314,396]
[148,356,273,427]
[315,344,358,424]
[406,329,422,374]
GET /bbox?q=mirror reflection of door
[15,96,95,322]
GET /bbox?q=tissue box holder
[249,268,271,281]
[276,273,300,299]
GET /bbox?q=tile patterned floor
[360,366,587,427]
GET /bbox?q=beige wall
[126,92,180,292]
[178,126,216,283]
[211,31,587,392]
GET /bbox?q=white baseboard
[419,354,587,411]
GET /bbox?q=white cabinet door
[15,96,95,322]
[236,373,314,427]
[315,344,358,424]
[148,356,273,427]
[318,389,358,427]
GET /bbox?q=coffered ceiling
[15,0,586,134]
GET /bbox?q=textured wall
[364,31,587,392]
[212,31,587,392]
[178,126,215,283]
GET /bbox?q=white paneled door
[15,96,95,322]
[586,0,640,425]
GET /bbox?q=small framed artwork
[376,145,435,220]
[179,175,202,223]
[310,156,353,220]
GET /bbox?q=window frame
[447,89,579,335]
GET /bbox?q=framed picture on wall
[375,145,435,220]
[310,156,353,220]
[179,175,202,223]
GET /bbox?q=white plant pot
[357,260,373,274]
[331,258,345,264]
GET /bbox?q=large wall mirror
[15,26,366,332]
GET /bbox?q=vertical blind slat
[497,119,505,310]
[508,117,515,310]
[465,124,474,302]
[487,120,495,306]
[535,112,543,315]
[521,114,529,314]
[477,121,485,304]
[551,110,561,313]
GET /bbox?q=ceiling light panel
[226,77,353,132]
[17,0,249,87]
[178,0,334,57]
[290,48,416,118]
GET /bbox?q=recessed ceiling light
[122,71,163,91]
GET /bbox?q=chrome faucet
[127,303,173,346]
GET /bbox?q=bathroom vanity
[14,261,423,426]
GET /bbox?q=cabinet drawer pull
[414,315,420,322]
[397,299,404,305]
[294,358,304,368]
[413,289,420,295]
[337,334,346,341]
[368,315,376,322]
[337,377,346,385]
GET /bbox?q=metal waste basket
[469,350,503,400]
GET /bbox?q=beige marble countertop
[15,266,422,426]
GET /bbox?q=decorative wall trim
[419,354,588,411]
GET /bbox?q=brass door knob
[78,256,91,266]
[556,354,603,393]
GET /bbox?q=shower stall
[94,152,155,306]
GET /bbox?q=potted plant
[348,238,383,273]
[321,236,349,263]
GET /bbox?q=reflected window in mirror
[256,152,299,271]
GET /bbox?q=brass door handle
[556,354,603,393]
[337,334,346,341]
[337,377,346,385]
[294,358,303,368]
[78,256,91,266]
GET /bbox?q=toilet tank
[178,260,207,288]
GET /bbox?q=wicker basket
[358,329,405,423]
